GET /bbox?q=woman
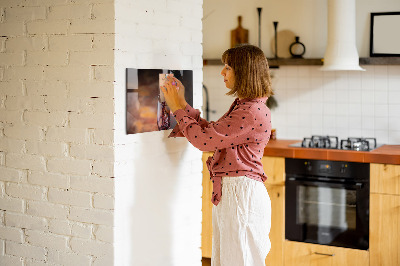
[162,44,273,266]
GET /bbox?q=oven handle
[286,177,364,189]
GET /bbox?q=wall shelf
[203,57,400,67]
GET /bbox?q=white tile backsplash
[203,64,400,145]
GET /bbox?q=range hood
[320,0,365,71]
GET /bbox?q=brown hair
[221,44,273,99]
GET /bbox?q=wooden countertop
[263,139,400,165]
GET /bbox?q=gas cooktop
[289,135,382,151]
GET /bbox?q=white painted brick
[93,253,113,266]
[5,36,46,52]
[0,37,5,52]
[28,171,69,189]
[0,197,24,212]
[89,128,113,146]
[48,188,91,208]
[26,141,67,157]
[48,219,71,236]
[92,160,113,177]
[4,6,46,22]
[0,226,23,243]
[0,81,24,96]
[92,3,114,20]
[47,249,91,266]
[4,96,46,111]
[0,255,23,266]
[3,66,44,81]
[24,259,48,266]
[24,111,68,127]
[69,50,113,66]
[25,229,68,251]
[26,51,68,66]
[0,110,23,124]
[0,22,24,36]
[94,225,112,243]
[47,158,92,176]
[0,52,24,66]
[0,153,5,166]
[0,138,25,154]
[48,4,91,20]
[22,0,69,6]
[46,127,88,144]
[27,21,69,35]
[4,125,43,141]
[69,112,114,129]
[92,34,114,50]
[181,42,202,56]
[71,222,92,239]
[70,19,114,34]
[49,35,93,52]
[69,81,114,98]
[43,96,81,112]
[93,194,113,210]
[70,175,113,194]
[70,144,113,161]
[6,183,46,201]
[5,212,48,231]
[69,207,113,226]
[27,200,69,219]
[44,66,91,82]
[79,98,115,114]
[6,153,46,171]
[6,241,46,261]
[93,65,114,82]
[70,237,113,257]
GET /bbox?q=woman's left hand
[161,77,186,113]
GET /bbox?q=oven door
[285,177,369,250]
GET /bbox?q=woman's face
[220,64,235,89]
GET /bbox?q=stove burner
[340,137,377,151]
[301,135,339,149]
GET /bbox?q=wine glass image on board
[126,68,193,134]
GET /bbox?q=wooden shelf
[359,57,400,65]
[203,57,400,67]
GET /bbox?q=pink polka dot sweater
[169,97,271,206]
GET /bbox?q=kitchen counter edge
[263,139,400,165]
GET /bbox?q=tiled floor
[202,257,211,266]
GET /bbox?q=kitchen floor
[202,257,211,266]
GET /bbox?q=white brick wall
[114,0,203,265]
[0,0,115,265]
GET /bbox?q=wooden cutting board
[231,16,249,48]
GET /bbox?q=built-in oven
[285,158,369,250]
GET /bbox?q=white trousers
[211,176,271,266]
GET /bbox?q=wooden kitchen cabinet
[201,154,286,266]
[370,163,400,195]
[284,241,369,266]
[202,152,213,258]
[370,163,400,266]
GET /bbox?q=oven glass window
[297,186,356,230]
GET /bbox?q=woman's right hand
[168,76,187,108]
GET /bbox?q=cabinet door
[370,193,400,266]
[284,241,369,266]
[264,184,284,266]
[202,152,213,258]
[370,163,400,196]
[261,156,285,185]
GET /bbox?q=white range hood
[320,0,365,71]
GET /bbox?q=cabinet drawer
[284,241,369,266]
[262,156,285,185]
